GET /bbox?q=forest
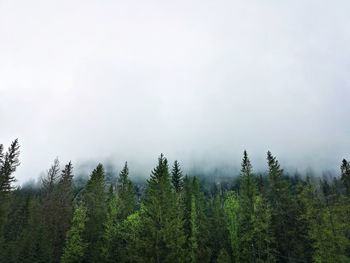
[0,139,350,263]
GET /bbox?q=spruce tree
[116,162,136,220]
[238,150,257,262]
[140,154,185,263]
[54,162,74,260]
[61,205,88,263]
[0,139,20,193]
[82,164,108,262]
[341,159,350,195]
[266,151,299,262]
[100,185,118,263]
[171,160,184,193]
[183,176,211,262]
[41,158,61,262]
[188,195,199,263]
[223,191,239,261]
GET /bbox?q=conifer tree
[0,139,20,193]
[100,185,118,263]
[252,196,275,263]
[238,150,257,262]
[266,151,299,262]
[341,159,350,195]
[183,176,211,262]
[61,205,88,263]
[223,191,239,261]
[188,195,199,263]
[171,160,184,193]
[116,162,136,220]
[82,164,108,262]
[140,154,185,263]
[54,162,74,260]
[208,194,228,262]
[0,140,20,260]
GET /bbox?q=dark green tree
[0,139,20,193]
[341,159,350,195]
[116,162,136,220]
[171,160,184,193]
[82,164,108,262]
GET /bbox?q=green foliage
[61,205,88,263]
[1,143,350,263]
[224,191,239,261]
[341,159,350,195]
[139,154,185,263]
[0,139,20,193]
[171,160,184,193]
[216,248,231,263]
[82,163,108,262]
[116,162,136,220]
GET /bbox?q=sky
[1,0,350,182]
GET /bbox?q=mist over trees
[1,139,350,262]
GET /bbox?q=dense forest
[0,139,350,263]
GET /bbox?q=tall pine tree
[139,154,185,263]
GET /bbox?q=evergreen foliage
[1,140,350,263]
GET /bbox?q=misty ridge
[1,138,350,263]
[1,0,350,262]
[19,150,339,193]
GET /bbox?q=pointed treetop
[340,159,350,194]
[42,158,60,192]
[119,162,129,182]
[241,150,252,175]
[171,160,184,192]
[61,161,74,183]
[0,139,20,192]
[87,163,105,186]
[149,153,169,183]
[267,151,283,177]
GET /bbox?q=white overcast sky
[1,0,350,182]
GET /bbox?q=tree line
[1,139,350,263]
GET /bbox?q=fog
[1,0,349,182]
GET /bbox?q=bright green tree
[223,191,239,261]
[139,154,185,263]
[61,205,88,263]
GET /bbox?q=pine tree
[238,150,257,262]
[140,154,185,263]
[41,158,61,262]
[341,159,350,195]
[0,139,20,260]
[82,164,108,262]
[54,162,74,260]
[183,176,211,263]
[117,210,142,262]
[61,205,88,263]
[188,195,199,263]
[0,139,20,193]
[116,162,136,220]
[252,196,275,263]
[266,151,300,262]
[42,158,60,194]
[171,160,184,193]
[223,191,239,262]
[100,185,118,263]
